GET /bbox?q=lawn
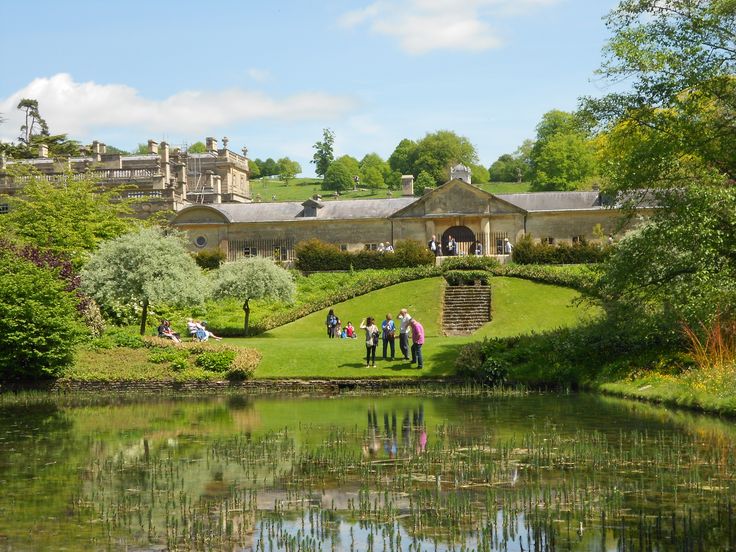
[250,178,531,203]
[227,276,598,379]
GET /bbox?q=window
[364,243,378,251]
[242,247,251,257]
[340,244,348,251]
[542,237,555,246]
[0,204,8,215]
[572,235,584,244]
[194,236,207,248]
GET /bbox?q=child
[345,322,356,338]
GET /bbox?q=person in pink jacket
[409,318,424,369]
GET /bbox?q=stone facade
[0,137,251,217]
[171,179,650,261]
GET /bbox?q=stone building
[171,176,646,262]
[0,137,251,216]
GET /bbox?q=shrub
[194,249,227,270]
[148,348,187,364]
[195,349,237,372]
[295,239,435,271]
[109,330,146,349]
[444,270,490,286]
[226,349,261,380]
[454,340,487,376]
[0,248,85,379]
[512,235,609,265]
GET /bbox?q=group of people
[377,243,394,253]
[325,308,425,368]
[157,319,222,343]
[428,234,513,256]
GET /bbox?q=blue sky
[0,0,620,175]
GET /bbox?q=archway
[442,225,475,256]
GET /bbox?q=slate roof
[201,197,419,223]
[496,191,605,212]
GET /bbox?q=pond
[1,391,736,551]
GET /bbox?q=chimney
[92,140,102,154]
[147,140,159,154]
[38,144,49,158]
[401,175,414,197]
[206,137,218,152]
[160,142,171,182]
[100,143,107,154]
[0,153,6,170]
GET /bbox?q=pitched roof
[496,191,604,212]
[189,197,418,223]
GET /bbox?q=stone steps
[441,284,491,335]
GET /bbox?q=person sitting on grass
[191,320,222,341]
[345,322,356,338]
[158,320,181,343]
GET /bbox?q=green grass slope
[228,277,597,379]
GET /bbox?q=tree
[213,257,295,336]
[248,158,261,179]
[322,161,352,192]
[0,244,85,379]
[530,132,598,191]
[334,155,361,182]
[584,0,736,330]
[413,170,435,196]
[362,166,385,193]
[529,110,598,191]
[489,140,534,182]
[81,227,208,335]
[188,141,207,153]
[0,171,135,266]
[470,164,490,184]
[388,139,417,175]
[411,131,479,185]
[311,128,335,178]
[261,157,279,177]
[17,99,49,145]
[277,157,302,185]
[360,153,392,182]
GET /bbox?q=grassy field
[250,178,531,203]
[227,277,596,378]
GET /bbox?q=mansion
[0,137,250,215]
[171,166,648,262]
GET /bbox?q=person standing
[447,235,457,256]
[428,234,439,256]
[504,238,513,256]
[326,309,338,338]
[381,313,396,360]
[360,317,380,367]
[409,318,425,369]
[397,309,412,360]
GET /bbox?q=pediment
[391,179,525,218]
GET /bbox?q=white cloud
[0,73,356,142]
[339,0,559,54]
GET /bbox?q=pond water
[1,391,736,551]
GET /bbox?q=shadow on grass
[424,340,468,376]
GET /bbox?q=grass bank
[72,276,594,381]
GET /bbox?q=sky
[0,0,621,176]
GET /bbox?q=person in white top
[397,308,412,361]
[360,317,380,367]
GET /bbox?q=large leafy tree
[0,172,134,266]
[311,128,335,178]
[489,140,534,182]
[586,0,736,327]
[212,257,295,336]
[412,130,479,185]
[322,161,352,191]
[388,139,417,175]
[81,227,209,335]
[529,110,598,191]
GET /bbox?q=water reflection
[1,392,736,550]
[364,406,427,460]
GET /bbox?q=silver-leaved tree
[81,227,209,335]
[213,257,296,336]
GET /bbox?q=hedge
[512,235,610,265]
[294,239,435,271]
[444,270,491,286]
